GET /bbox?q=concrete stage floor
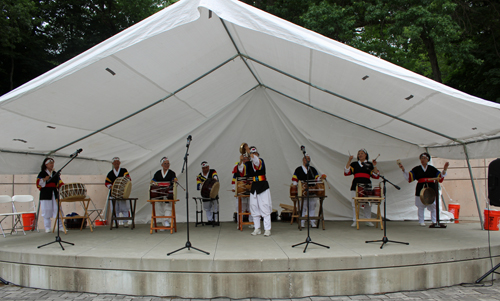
[0,220,499,298]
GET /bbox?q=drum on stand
[235,177,252,197]
[290,184,297,198]
[110,177,132,199]
[60,183,87,200]
[420,186,436,205]
[298,180,319,197]
[201,178,220,199]
[150,182,177,200]
[356,183,381,197]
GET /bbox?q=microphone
[394,185,401,190]
[300,145,306,154]
[186,135,192,146]
[70,148,83,158]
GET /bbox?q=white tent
[1,0,499,223]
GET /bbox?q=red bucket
[22,213,36,231]
[95,220,107,226]
[448,203,460,223]
[484,209,500,231]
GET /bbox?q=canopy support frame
[463,144,484,229]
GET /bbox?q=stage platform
[0,220,499,298]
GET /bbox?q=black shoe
[205,220,213,225]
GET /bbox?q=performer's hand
[44,176,50,181]
[173,178,178,183]
[396,159,404,171]
[348,155,354,163]
[443,162,449,172]
[239,155,244,163]
[231,189,235,192]
[372,159,377,166]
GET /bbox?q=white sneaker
[301,221,305,228]
[251,229,261,236]
[366,222,375,227]
[351,222,357,227]
[248,225,254,229]
[264,230,271,237]
[163,221,170,227]
[45,229,51,233]
[419,223,426,227]
[310,221,317,228]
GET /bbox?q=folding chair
[0,195,24,237]
[12,195,38,233]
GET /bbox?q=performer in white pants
[196,161,219,225]
[292,154,327,228]
[344,149,380,227]
[36,158,64,233]
[105,157,132,226]
[238,145,272,237]
[398,153,448,226]
[232,156,253,228]
[151,157,178,229]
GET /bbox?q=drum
[290,184,297,197]
[313,181,326,198]
[235,177,252,197]
[356,183,372,197]
[60,183,87,200]
[201,178,220,199]
[298,180,318,197]
[150,182,177,200]
[110,177,132,199]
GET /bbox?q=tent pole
[463,144,484,229]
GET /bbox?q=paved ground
[1,279,500,301]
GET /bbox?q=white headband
[112,157,120,162]
[160,157,168,163]
[201,161,209,167]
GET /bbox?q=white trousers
[111,200,130,224]
[250,189,272,231]
[40,192,63,230]
[235,196,253,222]
[351,191,372,221]
[415,196,436,223]
[203,200,218,221]
[155,201,172,225]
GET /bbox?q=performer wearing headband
[196,161,219,225]
[292,154,327,228]
[232,156,253,228]
[151,157,178,229]
[105,157,132,227]
[345,149,379,227]
[398,153,449,226]
[238,145,273,236]
[36,158,64,233]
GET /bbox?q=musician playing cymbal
[105,157,132,227]
[398,153,448,227]
[345,149,379,227]
[151,157,178,229]
[238,145,273,237]
[292,154,327,228]
[196,161,219,226]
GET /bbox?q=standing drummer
[105,157,132,227]
[398,153,449,226]
[232,156,253,228]
[151,157,178,229]
[238,145,273,237]
[345,149,379,227]
[292,154,327,228]
[196,161,219,226]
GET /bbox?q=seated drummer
[105,157,132,227]
[196,161,219,226]
[151,157,178,229]
[292,154,326,228]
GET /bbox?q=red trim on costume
[354,173,370,179]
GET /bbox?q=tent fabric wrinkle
[0,0,499,222]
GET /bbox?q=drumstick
[323,177,331,189]
[176,182,186,191]
[373,154,380,161]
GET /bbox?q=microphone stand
[292,148,329,253]
[38,150,82,250]
[366,175,409,249]
[168,136,209,256]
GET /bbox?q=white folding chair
[0,195,23,237]
[12,195,38,233]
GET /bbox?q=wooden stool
[109,198,138,230]
[147,199,178,234]
[290,197,300,225]
[237,195,252,231]
[353,183,384,230]
[55,198,93,234]
[296,196,326,230]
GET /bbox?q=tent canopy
[1,0,499,222]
